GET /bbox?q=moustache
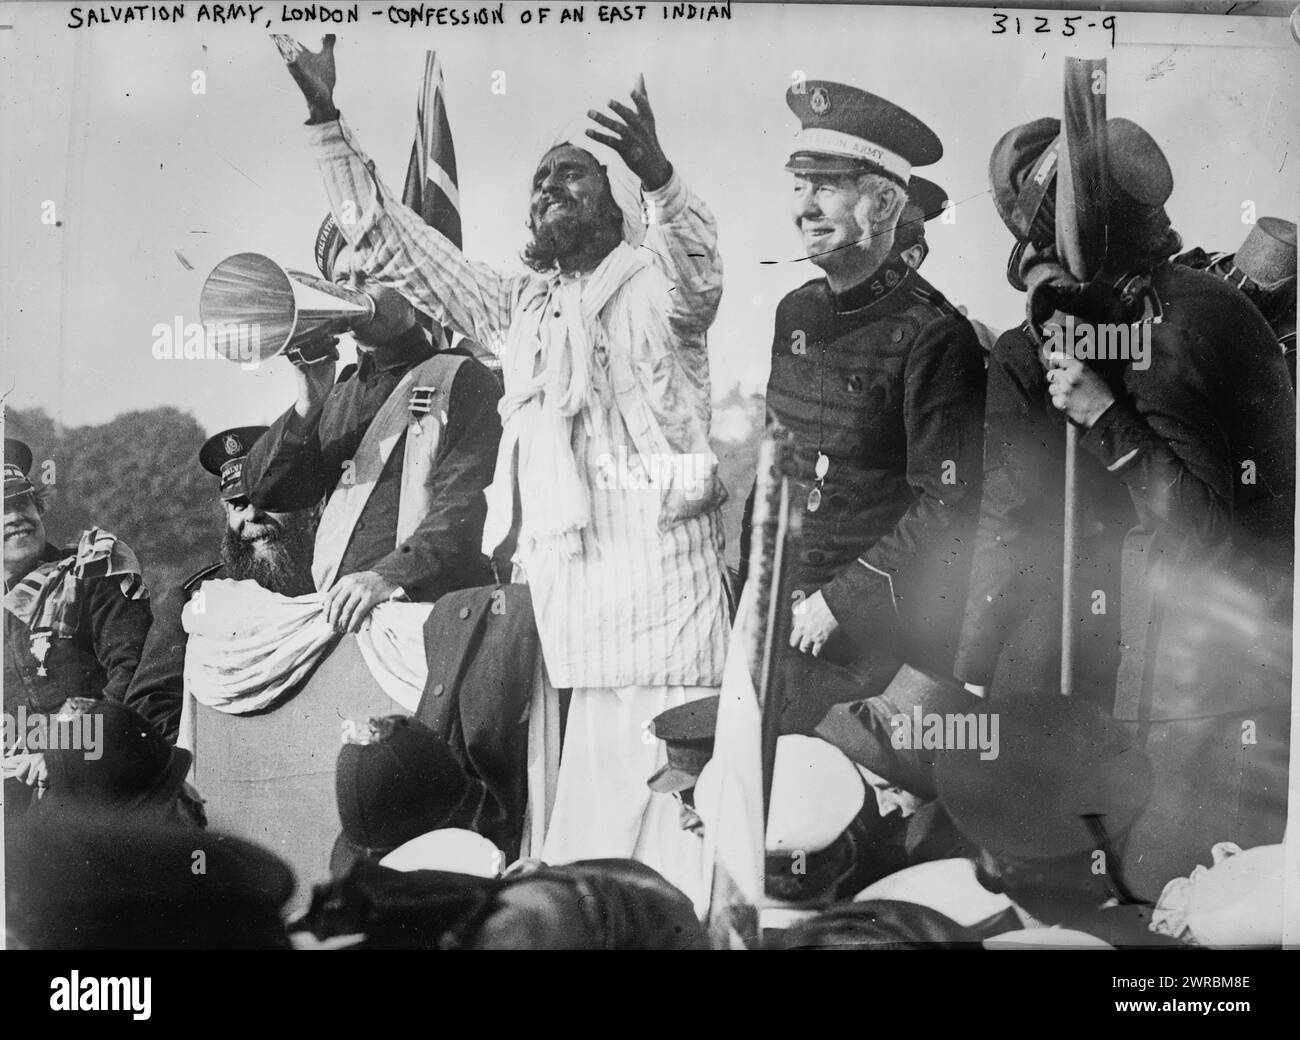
[239,519,283,543]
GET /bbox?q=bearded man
[124,426,317,742]
[272,35,730,878]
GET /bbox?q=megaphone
[199,252,411,364]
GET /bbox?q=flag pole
[1057,56,1109,697]
[750,423,795,818]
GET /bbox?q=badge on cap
[809,86,831,116]
[224,434,242,457]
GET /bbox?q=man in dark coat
[4,438,153,813]
[123,425,317,742]
[242,232,502,631]
[741,82,986,722]
[959,116,1294,900]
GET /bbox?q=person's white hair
[851,171,907,244]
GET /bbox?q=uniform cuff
[822,558,897,634]
[1080,399,1144,474]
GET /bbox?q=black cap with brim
[199,425,269,501]
[786,81,942,185]
[4,438,35,501]
[647,741,713,794]
[896,176,949,252]
[647,695,719,793]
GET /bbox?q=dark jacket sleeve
[86,575,153,706]
[1079,322,1234,549]
[821,315,986,633]
[953,330,1063,685]
[370,359,503,598]
[243,394,336,512]
[122,585,189,743]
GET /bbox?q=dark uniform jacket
[4,542,152,716]
[414,583,541,863]
[243,335,503,602]
[954,323,1135,703]
[742,257,987,701]
[957,262,1294,899]
[122,562,221,744]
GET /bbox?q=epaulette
[182,562,224,596]
[907,282,958,317]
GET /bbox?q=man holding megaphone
[267,34,731,882]
[240,222,504,634]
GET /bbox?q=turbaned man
[272,36,730,879]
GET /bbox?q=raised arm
[274,35,525,353]
[586,74,723,336]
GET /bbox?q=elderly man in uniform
[4,438,153,809]
[743,83,986,723]
[270,36,730,875]
[124,426,318,741]
[959,117,1294,900]
[241,217,503,633]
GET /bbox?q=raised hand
[271,33,339,124]
[586,74,673,191]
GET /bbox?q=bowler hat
[38,697,193,817]
[332,715,479,876]
[989,116,1173,246]
[934,696,1153,861]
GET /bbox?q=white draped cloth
[181,578,432,715]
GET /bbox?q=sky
[1,1,1296,436]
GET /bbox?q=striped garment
[308,117,729,689]
[522,396,729,687]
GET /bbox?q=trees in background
[5,406,219,593]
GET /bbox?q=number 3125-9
[992,12,1117,49]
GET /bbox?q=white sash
[312,352,467,591]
